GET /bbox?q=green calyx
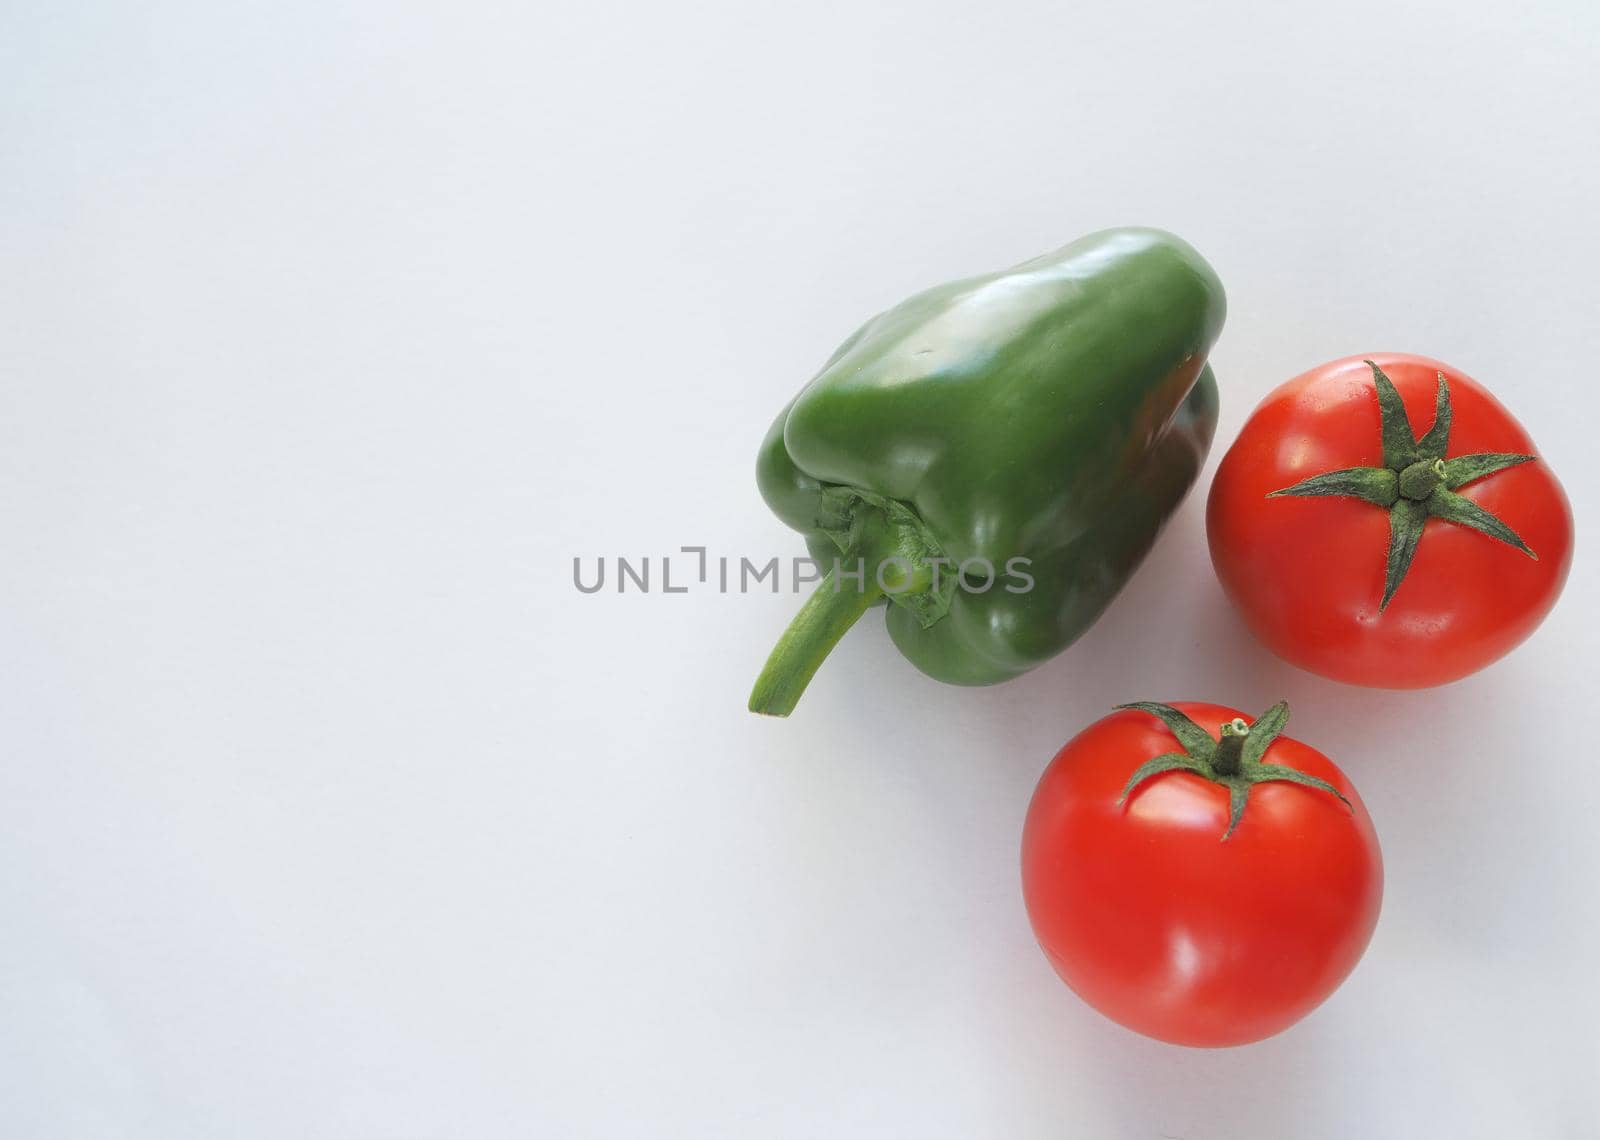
[1267,360,1538,610]
[1115,701,1350,840]
[815,486,955,628]
[748,487,954,717]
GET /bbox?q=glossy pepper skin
[750,228,1225,715]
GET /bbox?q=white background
[3,1,1596,1136]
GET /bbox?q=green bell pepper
[749,228,1225,716]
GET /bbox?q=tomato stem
[1266,362,1538,610]
[1211,718,1249,777]
[1117,702,1353,839]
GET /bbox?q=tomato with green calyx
[1021,700,1381,1048]
[1207,353,1573,688]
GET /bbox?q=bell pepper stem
[748,563,885,717]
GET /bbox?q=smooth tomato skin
[1021,702,1382,1048]
[1207,353,1573,688]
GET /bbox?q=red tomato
[1021,701,1381,1048]
[1207,353,1573,688]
